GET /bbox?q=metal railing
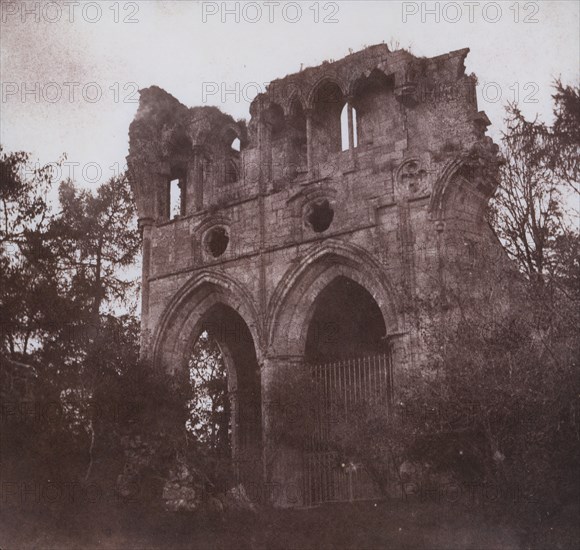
[303,352,392,506]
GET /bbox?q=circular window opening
[206,227,229,258]
[306,200,334,233]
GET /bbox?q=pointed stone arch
[305,75,348,110]
[429,138,501,224]
[151,271,264,489]
[152,270,262,375]
[283,92,306,117]
[347,66,394,98]
[267,240,403,357]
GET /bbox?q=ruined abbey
[127,44,502,507]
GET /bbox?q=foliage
[490,81,579,279]
[1,149,140,361]
[186,331,229,455]
[419,251,580,507]
[0,149,147,513]
[550,81,580,193]
[0,148,65,356]
[49,176,140,325]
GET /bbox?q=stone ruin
[127,44,502,507]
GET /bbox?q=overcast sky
[1,0,578,189]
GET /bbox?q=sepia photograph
[1,1,579,548]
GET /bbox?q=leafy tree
[42,175,141,481]
[550,81,580,193]
[1,149,146,496]
[1,148,235,502]
[419,248,580,509]
[0,148,65,357]
[49,175,140,332]
[490,81,579,279]
[492,108,562,279]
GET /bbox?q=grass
[1,497,578,549]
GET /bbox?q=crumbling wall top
[250,45,471,114]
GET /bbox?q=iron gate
[303,352,393,506]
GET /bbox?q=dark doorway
[303,276,391,505]
[305,276,386,363]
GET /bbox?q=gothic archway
[152,273,263,492]
[189,303,262,490]
[301,275,392,504]
[267,240,402,358]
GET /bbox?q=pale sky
[1,0,579,189]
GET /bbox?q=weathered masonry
[127,44,502,506]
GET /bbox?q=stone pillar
[347,99,357,163]
[261,355,307,507]
[138,217,155,358]
[156,179,169,221]
[258,111,272,189]
[185,159,196,215]
[191,146,204,211]
[347,101,354,148]
[306,108,313,176]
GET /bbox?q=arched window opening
[287,100,307,175]
[352,69,394,148]
[168,176,185,219]
[267,103,285,141]
[223,131,241,184]
[340,104,358,151]
[265,103,286,181]
[312,81,345,163]
[169,179,180,218]
[225,159,239,184]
